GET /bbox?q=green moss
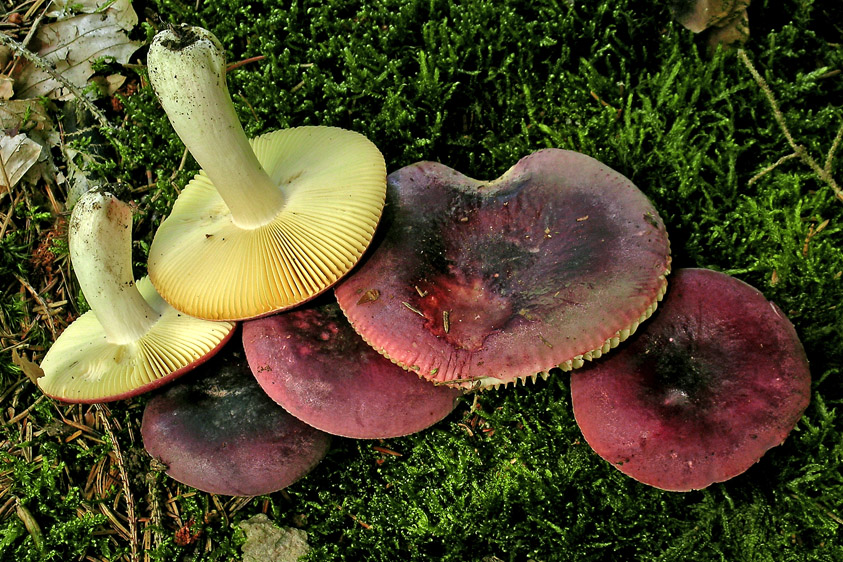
[5,0,842,560]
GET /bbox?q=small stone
[239,513,309,562]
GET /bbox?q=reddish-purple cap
[571,268,811,491]
[141,341,331,496]
[335,149,671,388]
[242,301,463,439]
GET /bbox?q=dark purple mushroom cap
[141,341,331,496]
[335,149,671,388]
[242,301,463,439]
[570,268,811,491]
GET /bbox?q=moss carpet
[1,0,841,560]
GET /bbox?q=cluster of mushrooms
[36,25,810,495]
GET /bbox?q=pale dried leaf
[47,0,139,29]
[669,0,751,33]
[0,46,13,69]
[12,349,45,384]
[239,514,310,562]
[0,75,13,100]
[15,0,141,100]
[0,100,55,136]
[90,73,126,96]
[0,100,60,186]
[0,134,43,191]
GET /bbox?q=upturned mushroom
[146,25,386,321]
[142,339,331,496]
[38,190,235,403]
[570,268,811,491]
[335,149,671,389]
[242,300,463,439]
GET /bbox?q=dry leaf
[0,75,13,100]
[669,0,750,33]
[239,514,310,562]
[0,100,59,188]
[14,0,141,100]
[90,73,127,96]
[12,349,45,384]
[47,0,138,27]
[0,133,43,192]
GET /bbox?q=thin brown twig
[737,49,843,201]
[97,405,139,562]
[226,55,266,73]
[748,152,801,186]
[0,31,112,130]
[2,395,45,426]
[14,273,56,339]
[825,122,843,175]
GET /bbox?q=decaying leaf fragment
[12,349,45,384]
[0,134,42,192]
[14,0,142,100]
[0,100,60,187]
[669,0,751,51]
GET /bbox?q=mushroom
[242,300,463,439]
[570,268,811,491]
[145,25,386,321]
[38,190,235,403]
[334,149,672,388]
[141,338,331,496]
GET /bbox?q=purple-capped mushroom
[141,339,330,496]
[335,149,671,389]
[242,300,463,439]
[570,268,811,491]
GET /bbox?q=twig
[0,32,113,130]
[97,405,138,562]
[737,49,843,201]
[226,55,266,73]
[14,273,56,339]
[825,122,843,175]
[2,395,45,426]
[748,153,801,186]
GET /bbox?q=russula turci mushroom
[242,300,463,439]
[335,149,671,389]
[142,338,331,496]
[570,268,811,491]
[146,25,386,321]
[38,190,235,403]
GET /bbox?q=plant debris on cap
[242,300,463,439]
[38,190,235,403]
[570,268,811,491]
[146,25,386,321]
[335,149,671,389]
[142,340,331,496]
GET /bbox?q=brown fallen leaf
[12,349,44,384]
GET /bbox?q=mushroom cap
[335,149,671,388]
[242,300,463,439]
[148,126,386,321]
[38,276,235,403]
[141,340,331,496]
[570,268,811,491]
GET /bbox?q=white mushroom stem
[147,25,285,229]
[69,191,160,345]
